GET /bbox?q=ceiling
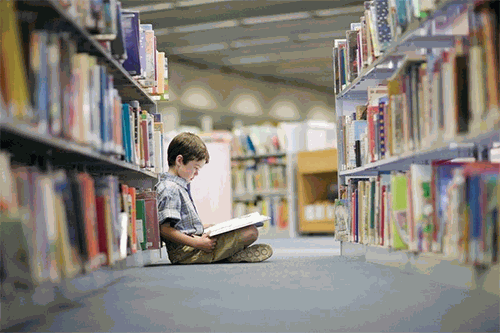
[120,0,365,95]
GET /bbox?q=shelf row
[231,152,287,161]
[335,160,500,267]
[0,152,163,293]
[233,189,288,202]
[337,0,500,176]
[335,0,470,100]
[339,129,499,178]
[0,120,159,181]
[15,0,159,108]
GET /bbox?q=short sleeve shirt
[156,173,204,239]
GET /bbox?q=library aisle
[3,238,498,333]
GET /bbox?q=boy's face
[175,156,205,183]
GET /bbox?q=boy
[156,132,273,264]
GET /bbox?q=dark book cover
[355,140,361,167]
[111,1,127,63]
[121,11,141,75]
[53,170,83,277]
[346,30,358,82]
[59,32,77,141]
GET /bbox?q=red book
[78,173,102,271]
[95,195,114,265]
[128,186,138,253]
[367,105,378,163]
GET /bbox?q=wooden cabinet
[297,148,337,234]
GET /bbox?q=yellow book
[0,0,31,121]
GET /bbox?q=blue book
[374,0,393,53]
[378,96,389,158]
[395,0,408,31]
[121,103,132,162]
[339,47,346,86]
[121,11,141,76]
[353,120,368,141]
[30,30,49,135]
[246,135,256,154]
[468,175,482,263]
[152,113,162,123]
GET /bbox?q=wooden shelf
[296,149,338,234]
[297,148,337,174]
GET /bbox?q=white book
[204,212,269,237]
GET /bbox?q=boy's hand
[194,233,216,253]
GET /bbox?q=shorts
[167,229,247,264]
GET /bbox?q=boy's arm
[160,224,216,253]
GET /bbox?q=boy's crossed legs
[168,225,273,264]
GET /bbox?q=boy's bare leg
[239,225,258,247]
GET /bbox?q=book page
[204,212,270,237]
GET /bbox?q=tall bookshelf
[231,152,297,238]
[0,0,167,329]
[334,0,499,294]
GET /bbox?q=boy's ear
[175,154,184,165]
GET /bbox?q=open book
[204,212,270,237]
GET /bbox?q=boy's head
[167,132,210,183]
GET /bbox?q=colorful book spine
[135,199,147,250]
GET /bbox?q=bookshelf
[231,152,296,238]
[333,0,499,295]
[0,0,168,329]
[297,148,338,234]
[16,0,157,108]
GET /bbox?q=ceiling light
[124,2,175,13]
[176,0,233,7]
[172,43,228,54]
[230,95,262,116]
[238,56,271,64]
[231,36,289,49]
[173,20,238,33]
[241,12,311,25]
[269,101,300,121]
[297,30,346,41]
[154,28,170,36]
[314,5,365,17]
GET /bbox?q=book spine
[48,33,62,136]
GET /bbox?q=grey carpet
[8,250,499,332]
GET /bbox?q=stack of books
[339,160,499,266]
[0,151,162,291]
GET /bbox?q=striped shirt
[156,172,204,239]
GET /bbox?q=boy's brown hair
[167,132,210,167]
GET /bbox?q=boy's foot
[227,244,273,263]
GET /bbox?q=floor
[2,237,499,332]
